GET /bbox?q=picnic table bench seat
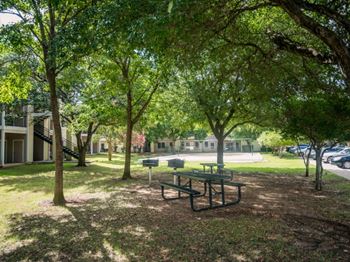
[160,182,200,195]
[211,181,246,187]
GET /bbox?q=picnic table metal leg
[173,168,178,185]
[148,167,152,186]
[221,180,225,205]
[208,181,213,208]
[177,176,181,198]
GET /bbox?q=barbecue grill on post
[142,159,159,186]
[167,158,185,184]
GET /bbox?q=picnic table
[160,171,245,211]
[200,162,225,174]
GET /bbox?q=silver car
[322,147,350,163]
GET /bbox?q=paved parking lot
[155,152,263,163]
[311,160,350,180]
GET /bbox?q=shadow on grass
[1,172,349,261]
[0,193,306,262]
[1,187,347,261]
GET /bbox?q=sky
[0,13,20,25]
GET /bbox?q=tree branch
[270,33,336,64]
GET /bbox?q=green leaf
[167,0,173,14]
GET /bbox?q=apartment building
[151,135,261,153]
[0,105,77,167]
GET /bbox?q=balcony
[4,115,27,127]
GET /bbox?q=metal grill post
[148,167,152,186]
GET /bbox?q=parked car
[303,148,316,159]
[289,144,309,154]
[304,146,345,160]
[322,147,350,163]
[330,155,350,169]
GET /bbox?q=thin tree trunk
[217,135,224,164]
[108,140,113,161]
[304,146,312,177]
[123,90,133,180]
[48,71,65,205]
[315,147,322,191]
[123,120,133,179]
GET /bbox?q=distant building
[150,135,261,153]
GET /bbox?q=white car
[322,148,350,163]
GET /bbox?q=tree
[254,51,350,190]
[0,44,32,103]
[96,43,168,179]
[63,103,100,167]
[98,126,120,161]
[270,0,350,89]
[281,95,350,190]
[144,84,201,153]
[257,131,293,157]
[0,1,101,205]
[167,0,349,89]
[183,53,256,164]
[59,62,113,167]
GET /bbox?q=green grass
[0,153,349,261]
[226,153,313,175]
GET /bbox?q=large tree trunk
[108,140,113,161]
[75,124,96,167]
[47,70,65,205]
[123,90,133,180]
[75,133,86,167]
[77,147,87,167]
[217,135,224,164]
[315,147,322,191]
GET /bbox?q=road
[311,160,350,180]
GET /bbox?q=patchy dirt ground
[1,171,349,261]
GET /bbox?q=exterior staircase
[34,123,80,159]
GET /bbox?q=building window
[210,143,214,149]
[186,142,190,146]
[170,142,173,147]
[205,141,208,147]
[195,142,199,148]
[158,142,165,149]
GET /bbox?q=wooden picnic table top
[174,171,231,182]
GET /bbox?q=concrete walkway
[147,152,263,163]
[311,160,350,180]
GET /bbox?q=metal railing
[34,123,77,150]
[4,115,27,127]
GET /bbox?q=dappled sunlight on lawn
[0,153,349,260]
[92,161,124,170]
